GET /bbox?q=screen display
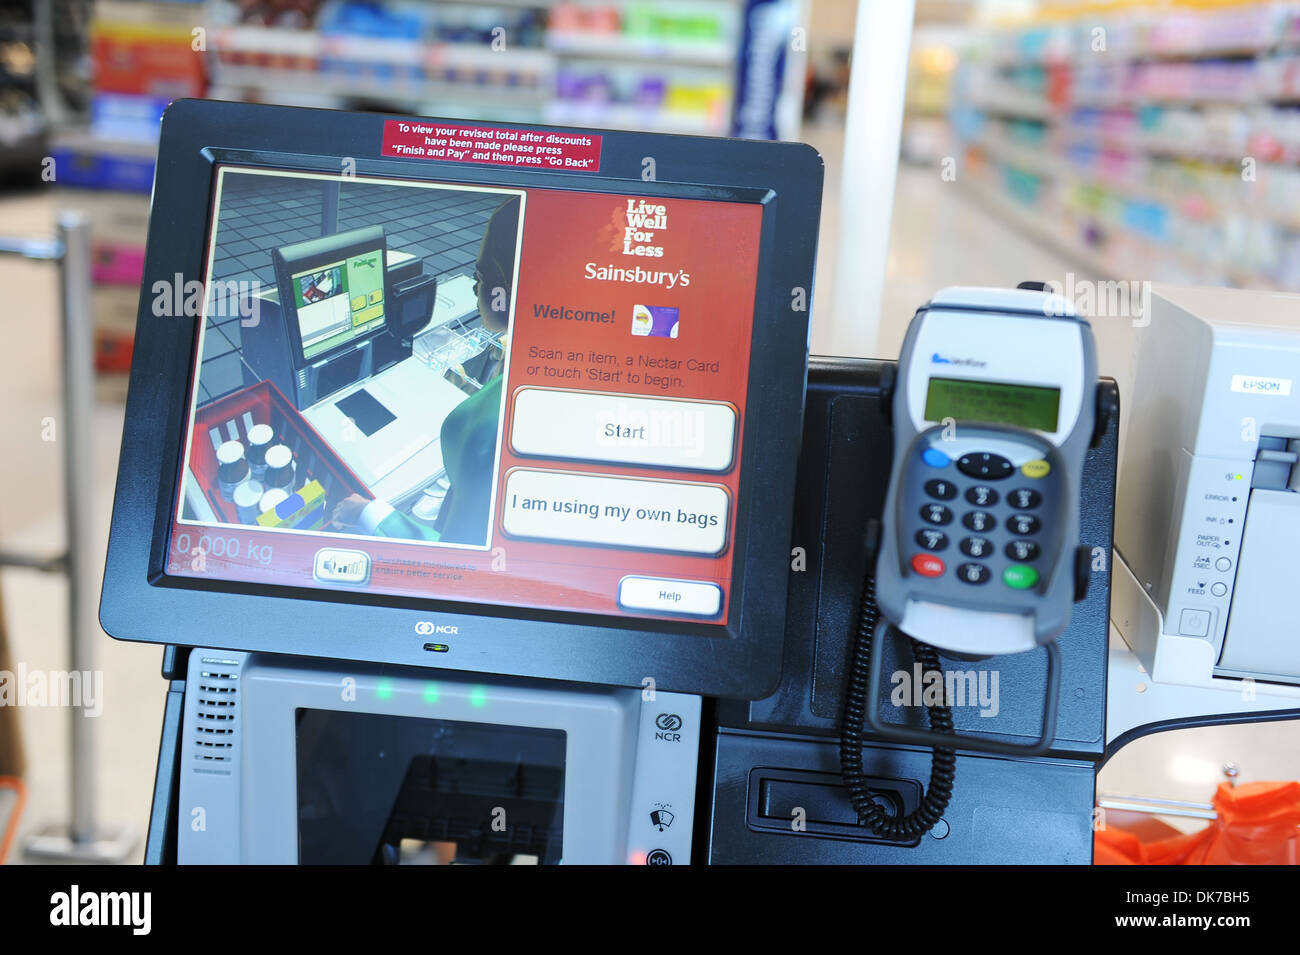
[168,166,764,624]
[294,250,386,360]
[924,376,1061,432]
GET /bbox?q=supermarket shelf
[542,100,726,135]
[210,66,550,109]
[964,91,1053,121]
[966,172,1281,293]
[545,31,735,67]
[976,132,1300,234]
[961,178,1114,280]
[980,42,1282,69]
[956,5,1300,295]
[1058,132,1249,165]
[211,27,556,72]
[977,133,1059,179]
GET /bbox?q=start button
[618,576,722,618]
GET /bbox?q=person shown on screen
[331,196,520,546]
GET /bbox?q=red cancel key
[910,554,945,577]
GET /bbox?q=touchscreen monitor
[101,101,822,698]
[175,166,761,623]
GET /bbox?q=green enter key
[1003,565,1039,589]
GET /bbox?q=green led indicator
[470,685,488,709]
[375,679,393,701]
[423,684,439,704]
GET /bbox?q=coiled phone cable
[839,573,956,840]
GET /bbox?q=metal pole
[32,0,66,127]
[827,0,915,357]
[59,211,96,843]
[322,179,340,236]
[22,212,136,862]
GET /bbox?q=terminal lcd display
[294,250,386,360]
[169,166,763,624]
[924,376,1061,433]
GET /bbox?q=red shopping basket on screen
[189,379,373,524]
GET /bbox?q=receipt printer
[1114,285,1300,688]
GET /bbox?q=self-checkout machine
[101,99,823,864]
[105,97,1135,865]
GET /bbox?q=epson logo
[931,353,987,368]
[1231,374,1292,397]
[414,621,459,636]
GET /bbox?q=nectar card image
[631,304,679,338]
[174,166,525,557]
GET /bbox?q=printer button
[1177,609,1211,637]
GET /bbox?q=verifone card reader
[875,287,1098,657]
[1115,285,1300,689]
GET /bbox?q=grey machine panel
[178,650,700,864]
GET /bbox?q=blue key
[922,448,950,468]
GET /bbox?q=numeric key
[921,504,953,526]
[916,529,948,551]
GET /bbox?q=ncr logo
[654,713,683,742]
[50,885,151,935]
[414,621,458,636]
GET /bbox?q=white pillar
[828,0,915,357]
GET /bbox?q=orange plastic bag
[1096,781,1300,865]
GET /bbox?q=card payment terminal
[838,286,1105,838]
[875,286,1099,657]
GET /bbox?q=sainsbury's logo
[619,199,668,258]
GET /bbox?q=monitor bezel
[271,222,390,367]
[100,99,823,700]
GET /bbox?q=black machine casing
[703,356,1119,864]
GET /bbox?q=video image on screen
[177,167,525,551]
[165,162,766,625]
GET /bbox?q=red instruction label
[381,120,602,172]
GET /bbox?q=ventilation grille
[192,667,239,764]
